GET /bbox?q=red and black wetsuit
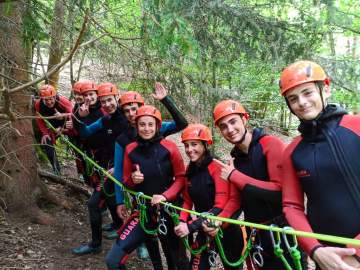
[282,105,360,262]
[106,134,187,270]
[34,96,73,174]
[222,128,307,270]
[165,152,244,270]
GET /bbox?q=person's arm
[78,117,104,137]
[228,136,283,201]
[178,181,193,223]
[282,137,322,256]
[161,140,186,200]
[122,143,137,188]
[114,142,125,205]
[159,96,188,137]
[34,101,51,136]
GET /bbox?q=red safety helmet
[80,80,98,94]
[213,100,249,126]
[39,84,57,98]
[72,81,83,94]
[135,105,162,125]
[97,82,119,97]
[279,60,329,96]
[181,124,213,145]
[120,91,145,107]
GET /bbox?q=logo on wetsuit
[296,169,310,178]
[119,218,139,240]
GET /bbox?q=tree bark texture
[0,2,53,224]
[47,0,66,89]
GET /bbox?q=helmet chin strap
[235,118,248,145]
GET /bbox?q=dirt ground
[0,178,154,270]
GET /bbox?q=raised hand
[152,82,168,101]
[131,164,144,184]
[213,158,235,180]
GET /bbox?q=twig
[6,10,89,94]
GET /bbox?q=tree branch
[6,10,89,94]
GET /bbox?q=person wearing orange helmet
[204,99,307,269]
[109,82,188,266]
[72,81,85,105]
[106,105,188,270]
[72,82,128,255]
[279,60,360,270]
[34,84,74,174]
[151,123,245,270]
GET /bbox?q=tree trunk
[47,0,66,89]
[0,2,55,224]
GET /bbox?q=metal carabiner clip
[135,192,146,206]
[281,226,297,251]
[252,245,264,267]
[208,250,217,267]
[163,202,176,216]
[158,217,168,235]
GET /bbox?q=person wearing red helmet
[72,81,85,105]
[106,105,187,270]
[34,84,73,174]
[72,82,127,255]
[279,60,360,270]
[109,83,188,267]
[203,99,307,269]
[151,123,245,270]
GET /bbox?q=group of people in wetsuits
[34,60,360,270]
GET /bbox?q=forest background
[0,0,359,268]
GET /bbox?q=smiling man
[206,99,308,269]
[280,60,360,270]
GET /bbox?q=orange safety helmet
[80,80,98,94]
[213,99,249,126]
[97,82,119,97]
[135,105,162,125]
[279,60,328,96]
[39,84,57,98]
[120,91,145,107]
[72,81,84,94]
[181,124,213,145]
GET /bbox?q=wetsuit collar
[298,104,347,138]
[231,128,266,158]
[186,151,213,177]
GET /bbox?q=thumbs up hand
[131,164,144,184]
[214,158,235,181]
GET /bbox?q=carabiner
[252,245,264,267]
[158,217,168,235]
[163,202,176,216]
[135,192,146,206]
[208,250,217,267]
[269,224,281,248]
[282,226,298,251]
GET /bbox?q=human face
[285,82,330,121]
[217,114,247,145]
[43,96,56,108]
[137,116,157,140]
[184,139,206,163]
[74,93,84,104]
[122,103,140,125]
[99,95,118,114]
[83,90,98,106]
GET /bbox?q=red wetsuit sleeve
[208,161,230,213]
[161,140,186,201]
[228,135,283,191]
[220,182,241,219]
[34,100,51,136]
[282,137,322,255]
[122,143,137,188]
[58,96,73,113]
[179,180,193,222]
